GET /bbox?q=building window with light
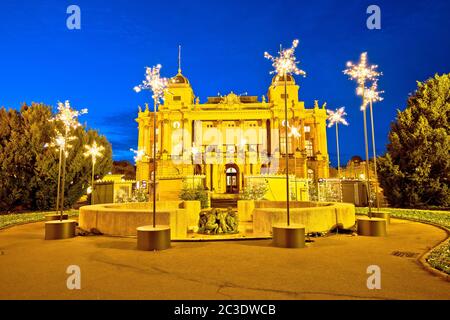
[305,140,313,157]
[280,135,293,154]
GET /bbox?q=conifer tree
[378,73,450,208]
[0,103,113,212]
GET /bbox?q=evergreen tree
[0,103,113,212]
[378,73,450,208]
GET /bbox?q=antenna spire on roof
[178,45,182,74]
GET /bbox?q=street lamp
[265,39,306,227]
[191,143,199,188]
[326,107,349,202]
[240,138,247,185]
[288,125,301,200]
[84,141,105,204]
[344,52,380,218]
[134,64,168,229]
[360,81,384,211]
[49,101,87,220]
[45,132,75,214]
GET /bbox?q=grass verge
[0,210,79,230]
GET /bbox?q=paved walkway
[0,218,449,300]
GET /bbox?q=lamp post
[344,52,380,218]
[191,143,199,188]
[50,101,87,220]
[361,81,384,211]
[134,64,168,229]
[265,39,306,226]
[326,107,349,202]
[240,138,247,189]
[288,126,301,200]
[45,101,86,241]
[45,133,73,215]
[84,141,105,204]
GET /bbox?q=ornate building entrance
[225,165,239,194]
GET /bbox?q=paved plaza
[0,218,449,300]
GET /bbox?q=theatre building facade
[135,69,329,199]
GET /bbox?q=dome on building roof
[350,155,363,163]
[169,72,190,85]
[272,74,295,84]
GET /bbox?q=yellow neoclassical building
[135,68,329,199]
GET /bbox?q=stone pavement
[0,218,449,300]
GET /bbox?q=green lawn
[0,210,79,230]
[356,207,450,275]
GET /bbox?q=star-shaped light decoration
[50,100,87,133]
[327,107,349,128]
[288,126,301,139]
[343,52,381,87]
[44,130,76,154]
[130,148,146,163]
[358,81,384,111]
[134,64,169,103]
[264,39,306,78]
[84,141,105,164]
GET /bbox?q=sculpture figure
[198,207,239,235]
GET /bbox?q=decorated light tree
[49,101,87,220]
[344,52,380,217]
[134,64,169,228]
[359,80,384,210]
[84,141,105,204]
[327,107,349,202]
[45,131,75,214]
[265,39,306,226]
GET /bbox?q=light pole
[45,133,68,214]
[344,52,380,218]
[288,126,301,200]
[265,39,306,226]
[191,143,199,188]
[240,138,247,189]
[84,141,105,204]
[50,101,87,220]
[361,81,384,211]
[326,107,349,202]
[134,64,168,228]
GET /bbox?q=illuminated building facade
[136,68,329,197]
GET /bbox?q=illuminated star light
[343,52,381,86]
[134,64,169,103]
[130,148,145,163]
[327,107,349,128]
[84,141,105,164]
[50,100,88,133]
[288,126,301,139]
[44,130,76,150]
[358,81,384,111]
[264,39,306,77]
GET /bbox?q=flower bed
[0,210,79,230]
[356,207,450,275]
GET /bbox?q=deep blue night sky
[0,0,449,165]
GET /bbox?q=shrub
[179,185,209,208]
[240,181,268,200]
[115,188,149,203]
